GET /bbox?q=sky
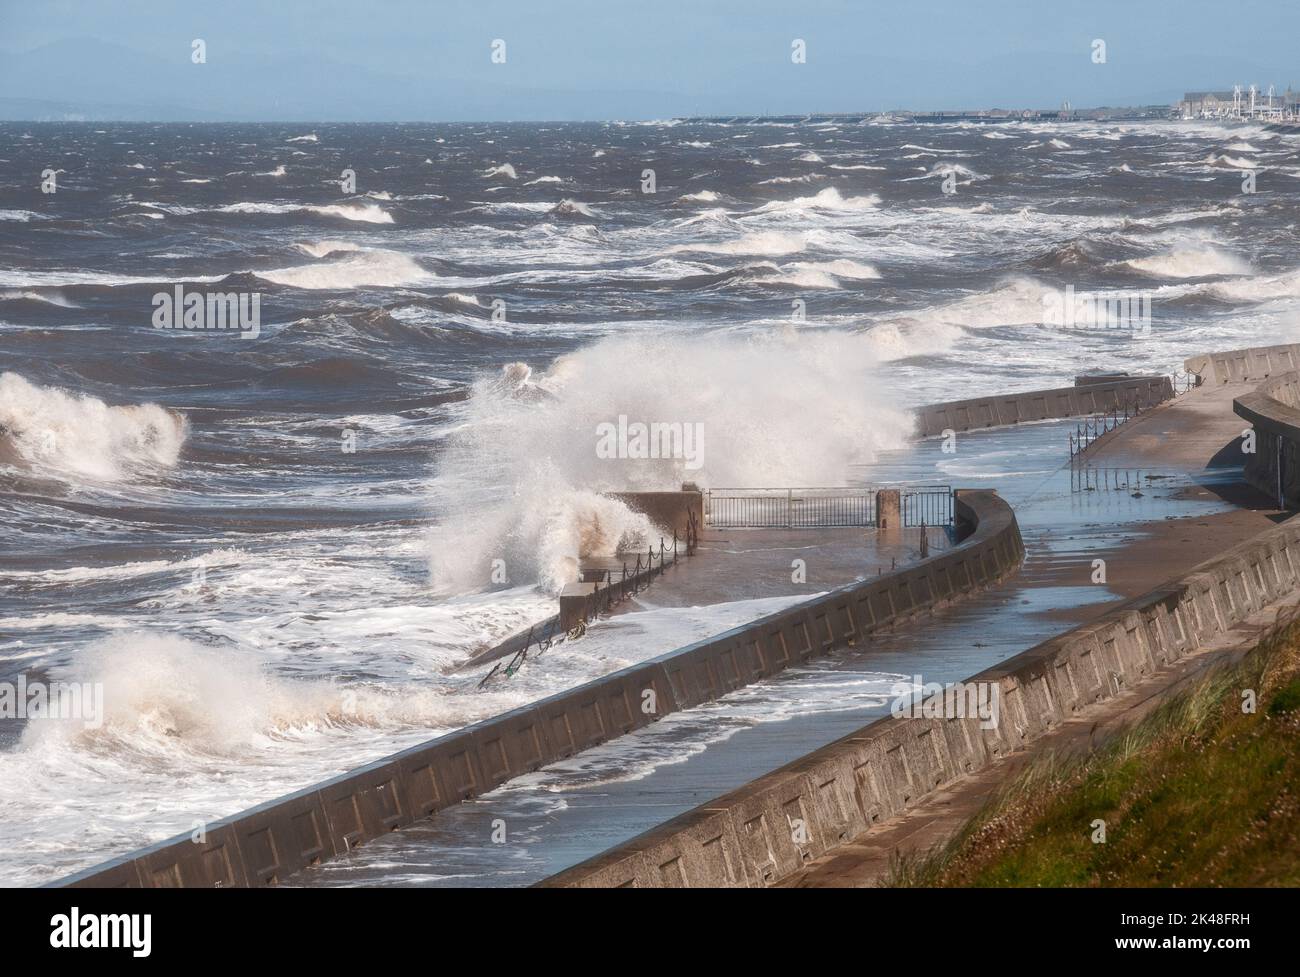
[1,0,1297,120]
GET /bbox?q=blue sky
[2,0,1297,120]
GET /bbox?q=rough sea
[1,118,1297,884]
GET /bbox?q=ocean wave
[548,199,600,219]
[141,200,396,224]
[735,262,839,289]
[754,186,880,213]
[1030,238,1108,271]
[1196,268,1300,304]
[256,249,434,289]
[900,162,987,183]
[1204,153,1260,169]
[757,174,826,185]
[0,209,41,222]
[736,258,881,289]
[862,276,1053,362]
[0,373,186,482]
[1122,246,1252,279]
[899,144,964,154]
[670,229,807,256]
[428,331,910,594]
[220,201,394,223]
[0,289,79,308]
[676,190,722,203]
[18,634,485,757]
[788,258,881,281]
[293,239,366,258]
[483,163,518,180]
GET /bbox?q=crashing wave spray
[427,330,912,594]
[0,373,187,481]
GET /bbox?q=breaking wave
[672,230,807,256]
[256,249,434,289]
[0,373,187,482]
[221,201,394,223]
[1123,246,1252,279]
[427,331,910,594]
[754,187,881,213]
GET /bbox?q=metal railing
[478,508,701,689]
[902,485,953,527]
[1069,467,1165,494]
[706,487,876,528]
[1068,399,1145,459]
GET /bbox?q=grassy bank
[886,620,1300,887]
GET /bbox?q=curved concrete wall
[1233,371,1300,508]
[51,491,1023,889]
[541,507,1300,888]
[1186,342,1300,386]
[913,376,1174,438]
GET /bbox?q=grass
[884,619,1300,888]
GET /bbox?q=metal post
[1278,434,1285,510]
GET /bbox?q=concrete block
[226,787,331,885]
[135,825,247,889]
[318,759,408,855]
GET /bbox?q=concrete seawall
[912,375,1174,439]
[52,490,1022,888]
[539,505,1300,888]
[1234,371,1300,508]
[1186,342,1300,386]
[1185,341,1300,509]
[607,489,703,539]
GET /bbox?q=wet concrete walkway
[781,585,1300,888]
[775,383,1292,887]
[606,524,952,611]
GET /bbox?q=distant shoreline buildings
[1178,85,1297,120]
[684,88,1300,126]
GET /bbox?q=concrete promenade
[296,388,1279,887]
[602,526,952,611]
[757,384,1287,888]
[780,589,1298,887]
[536,369,1299,887]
